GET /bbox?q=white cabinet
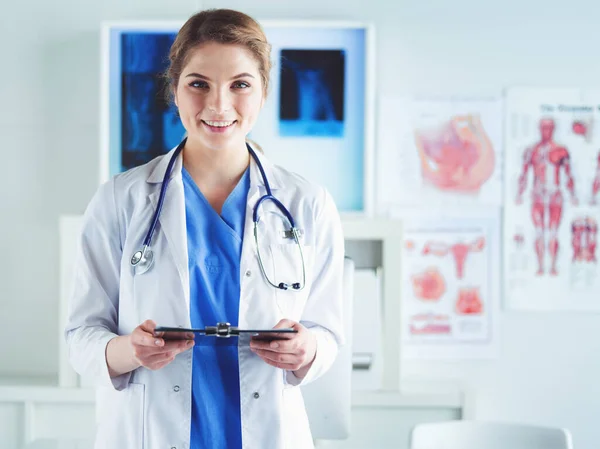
[0,386,463,449]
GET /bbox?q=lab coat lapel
[239,150,281,280]
[148,174,190,310]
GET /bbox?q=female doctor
[65,8,344,449]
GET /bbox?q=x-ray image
[279,49,345,138]
[105,23,369,211]
[121,32,185,171]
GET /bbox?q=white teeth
[204,120,234,127]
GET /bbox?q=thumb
[273,319,297,330]
[140,319,157,333]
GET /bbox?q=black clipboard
[154,324,298,344]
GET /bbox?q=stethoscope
[130,138,306,291]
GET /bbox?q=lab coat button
[245,270,252,277]
[173,385,180,392]
[253,391,260,399]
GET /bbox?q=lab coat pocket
[270,243,312,320]
[281,387,313,449]
[95,382,145,449]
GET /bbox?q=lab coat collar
[247,143,283,192]
[146,146,183,184]
[145,141,283,191]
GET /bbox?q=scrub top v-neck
[182,165,250,449]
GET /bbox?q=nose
[207,87,231,115]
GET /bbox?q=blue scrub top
[182,166,250,449]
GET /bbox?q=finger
[132,328,165,348]
[146,354,176,371]
[250,338,298,353]
[163,339,195,353]
[139,319,157,333]
[252,348,300,366]
[258,355,300,371]
[137,339,194,358]
[141,347,184,368]
[272,318,297,330]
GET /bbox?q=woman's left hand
[249,319,317,379]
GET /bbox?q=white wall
[2,0,600,447]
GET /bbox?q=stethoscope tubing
[130,138,305,290]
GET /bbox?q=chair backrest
[301,256,354,440]
[410,420,573,449]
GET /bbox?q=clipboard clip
[204,322,238,338]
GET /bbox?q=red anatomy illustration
[410,313,451,335]
[515,118,578,276]
[571,216,598,263]
[422,237,486,279]
[514,233,525,247]
[411,267,446,301]
[455,287,483,315]
[414,114,495,194]
[572,118,593,143]
[591,153,600,205]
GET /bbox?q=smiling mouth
[202,120,237,128]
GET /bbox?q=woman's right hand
[106,319,194,377]
[129,320,195,371]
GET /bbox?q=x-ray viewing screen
[120,32,185,171]
[106,27,186,179]
[279,49,346,137]
[105,24,369,212]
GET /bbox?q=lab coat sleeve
[284,188,345,387]
[64,178,131,391]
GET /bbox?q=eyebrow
[185,72,255,80]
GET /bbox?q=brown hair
[165,9,272,103]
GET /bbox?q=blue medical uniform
[182,166,250,449]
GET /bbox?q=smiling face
[174,41,265,152]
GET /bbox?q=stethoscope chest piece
[131,247,154,275]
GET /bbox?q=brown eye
[189,80,208,89]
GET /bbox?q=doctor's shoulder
[271,163,341,226]
[82,154,167,234]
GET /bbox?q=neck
[182,137,250,189]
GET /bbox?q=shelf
[0,383,462,410]
[0,386,94,403]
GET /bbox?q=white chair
[410,420,573,449]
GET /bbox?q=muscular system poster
[504,88,600,311]
[377,95,503,211]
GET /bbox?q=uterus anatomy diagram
[413,114,495,194]
[409,236,486,327]
[515,118,578,276]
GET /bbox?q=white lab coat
[65,145,345,449]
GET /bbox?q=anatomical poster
[377,95,503,211]
[394,210,500,359]
[504,87,600,311]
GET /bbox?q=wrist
[292,353,316,379]
[292,340,317,379]
[106,334,140,378]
